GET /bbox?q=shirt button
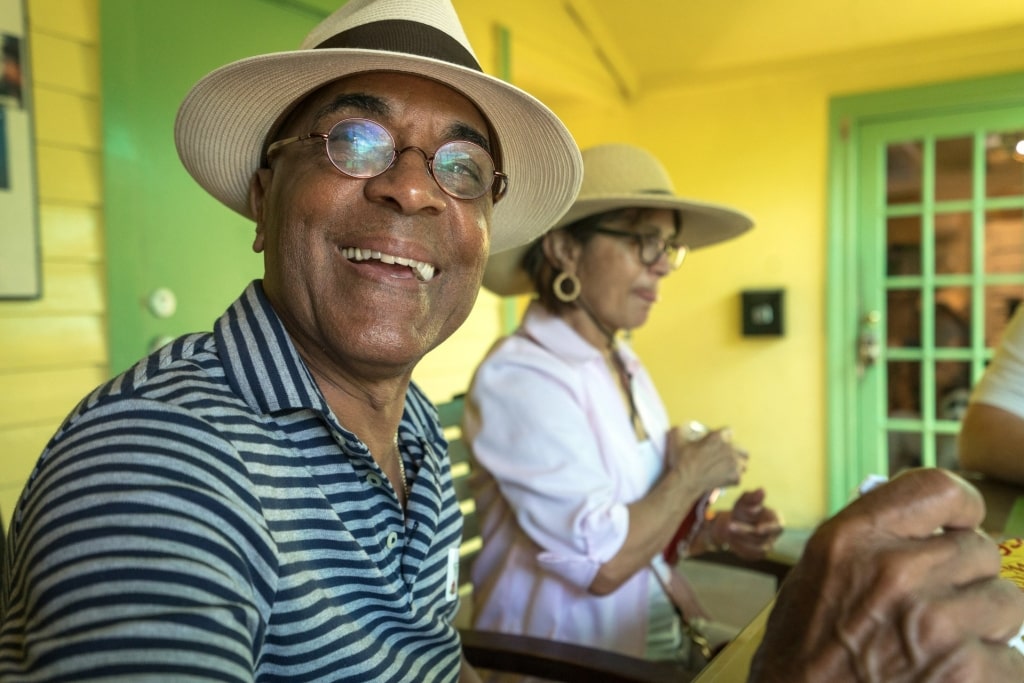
[367,473,383,487]
[386,531,399,548]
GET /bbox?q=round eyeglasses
[266,117,509,201]
[588,226,688,270]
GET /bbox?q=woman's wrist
[661,465,708,518]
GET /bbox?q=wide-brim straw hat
[482,143,754,295]
[174,0,582,255]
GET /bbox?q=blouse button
[386,531,399,548]
[366,473,383,487]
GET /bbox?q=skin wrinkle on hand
[868,541,964,674]
[902,599,938,676]
[842,585,893,680]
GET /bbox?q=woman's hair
[523,207,681,312]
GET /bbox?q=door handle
[858,310,881,368]
[147,287,177,319]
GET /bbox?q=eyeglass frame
[586,225,688,270]
[265,117,509,202]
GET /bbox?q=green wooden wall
[100,0,331,373]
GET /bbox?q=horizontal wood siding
[0,0,105,527]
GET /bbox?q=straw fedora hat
[482,143,754,295]
[174,0,582,255]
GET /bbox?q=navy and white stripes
[0,281,464,682]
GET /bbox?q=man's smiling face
[250,71,493,381]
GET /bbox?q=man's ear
[249,168,272,253]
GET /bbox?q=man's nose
[364,146,447,212]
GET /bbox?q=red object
[663,491,714,564]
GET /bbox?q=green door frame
[826,71,1024,513]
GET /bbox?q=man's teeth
[342,247,436,282]
[412,262,435,282]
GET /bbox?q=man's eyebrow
[447,122,491,154]
[314,92,492,153]
[314,93,390,124]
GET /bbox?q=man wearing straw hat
[0,1,579,680]
[1,0,1022,681]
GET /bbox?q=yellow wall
[4,0,1024,532]
[0,0,105,527]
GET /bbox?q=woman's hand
[709,488,783,560]
[667,425,747,493]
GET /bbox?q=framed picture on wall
[0,0,40,299]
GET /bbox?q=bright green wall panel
[100,0,334,374]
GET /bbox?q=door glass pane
[935,433,960,470]
[887,215,921,276]
[935,360,970,421]
[935,136,973,201]
[985,208,1024,275]
[985,285,1024,345]
[887,141,922,204]
[935,287,971,348]
[986,129,1024,197]
[888,430,920,473]
[933,294,970,455]
[887,289,920,348]
[984,206,1024,344]
[888,360,920,416]
[935,212,971,275]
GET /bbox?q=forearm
[589,467,705,594]
[959,402,1024,486]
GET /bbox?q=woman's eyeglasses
[266,117,508,201]
[588,226,687,270]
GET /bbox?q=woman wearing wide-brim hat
[463,143,782,672]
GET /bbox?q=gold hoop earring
[553,272,581,303]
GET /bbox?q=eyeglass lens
[326,118,497,200]
[592,226,685,269]
[639,234,683,267]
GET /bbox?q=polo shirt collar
[215,280,329,416]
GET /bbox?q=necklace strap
[607,348,648,441]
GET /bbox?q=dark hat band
[316,20,482,72]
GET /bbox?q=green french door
[828,73,1024,511]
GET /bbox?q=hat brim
[482,193,754,296]
[175,49,582,255]
[555,195,753,249]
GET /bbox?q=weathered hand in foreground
[750,468,1024,682]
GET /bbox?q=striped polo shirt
[0,281,465,682]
